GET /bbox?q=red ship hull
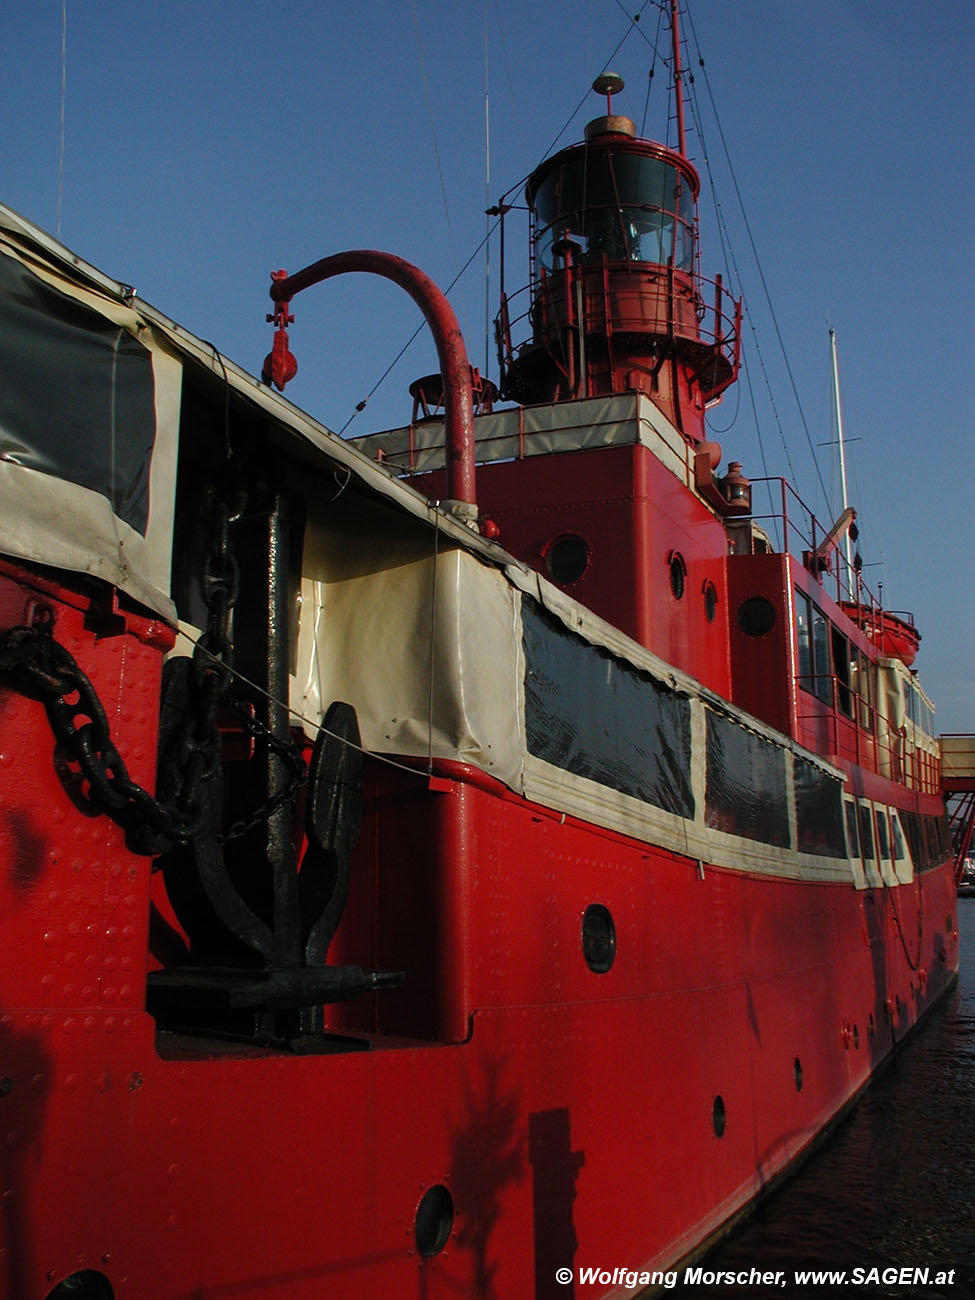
[0,563,959,1299]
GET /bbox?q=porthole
[853,1024,859,1050]
[415,1184,454,1259]
[737,596,776,637]
[582,903,616,974]
[794,1057,803,1092]
[669,551,687,599]
[703,580,718,623]
[44,1274,114,1300]
[712,1094,726,1138]
[868,1012,875,1037]
[544,534,591,585]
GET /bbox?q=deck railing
[748,476,869,608]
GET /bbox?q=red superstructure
[0,7,964,1298]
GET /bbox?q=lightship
[0,4,965,1297]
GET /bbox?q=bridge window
[832,627,852,717]
[795,589,831,704]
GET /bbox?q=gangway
[941,734,975,886]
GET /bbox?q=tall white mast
[829,327,853,581]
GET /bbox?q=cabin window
[902,811,922,867]
[794,758,846,857]
[796,591,812,680]
[811,605,831,704]
[795,589,831,703]
[705,711,790,848]
[0,251,156,533]
[844,800,860,859]
[832,627,852,718]
[875,809,890,862]
[899,811,915,863]
[522,600,695,818]
[850,645,874,732]
[905,681,918,728]
[923,815,937,866]
[923,813,949,866]
[912,690,934,738]
[857,801,875,865]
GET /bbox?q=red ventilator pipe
[270,251,477,515]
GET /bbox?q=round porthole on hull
[415,1184,454,1259]
[712,1094,726,1138]
[737,596,776,636]
[704,580,718,623]
[544,534,591,585]
[44,1274,114,1300]
[668,551,687,599]
[582,903,616,973]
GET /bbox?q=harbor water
[683,900,975,1297]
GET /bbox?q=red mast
[671,0,687,157]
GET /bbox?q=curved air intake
[269,251,477,515]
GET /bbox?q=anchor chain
[217,694,307,845]
[0,470,307,856]
[0,621,201,854]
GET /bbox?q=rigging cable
[644,6,783,539]
[678,11,795,481]
[337,218,500,436]
[411,0,457,272]
[337,1,658,435]
[682,2,831,519]
[638,3,666,138]
[492,0,526,161]
[538,1,656,164]
[57,0,67,239]
[176,625,439,785]
[484,14,491,376]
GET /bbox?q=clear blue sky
[2,1,973,730]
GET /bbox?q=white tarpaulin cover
[0,223,182,619]
[290,484,853,886]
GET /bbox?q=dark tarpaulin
[522,600,694,819]
[794,757,846,858]
[0,252,155,534]
[705,710,790,848]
